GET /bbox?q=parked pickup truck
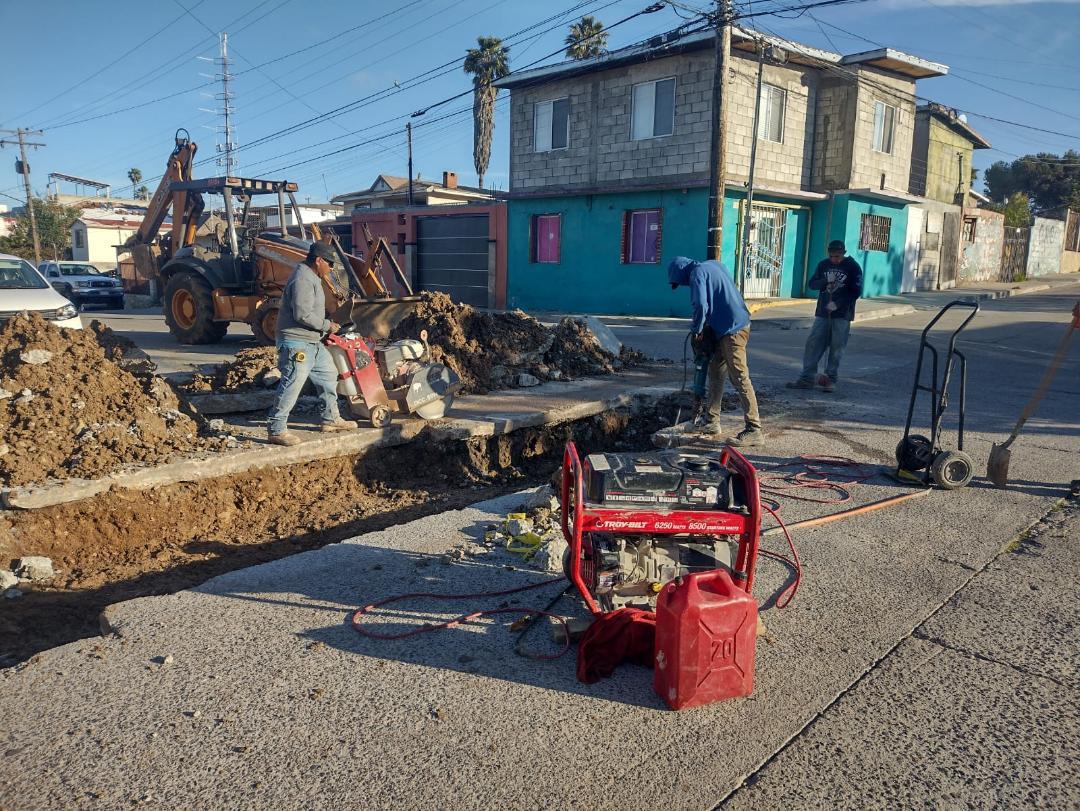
[37,261,124,310]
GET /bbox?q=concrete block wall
[1026,216,1065,277]
[959,208,1004,283]
[810,78,857,191]
[848,67,917,196]
[509,49,816,194]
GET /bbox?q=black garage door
[416,214,489,307]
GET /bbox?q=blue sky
[1,0,1077,205]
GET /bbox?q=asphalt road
[3,284,1077,809]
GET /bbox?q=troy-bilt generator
[560,442,762,709]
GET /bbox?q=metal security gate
[742,205,786,298]
[1001,226,1030,282]
[415,214,490,307]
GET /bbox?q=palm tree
[463,36,510,189]
[127,168,143,199]
[565,16,607,60]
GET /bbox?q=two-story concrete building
[494,27,947,315]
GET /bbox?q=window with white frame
[534,98,570,152]
[631,77,676,141]
[873,100,897,154]
[758,83,786,143]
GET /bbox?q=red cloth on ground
[576,608,657,684]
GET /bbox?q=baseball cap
[307,240,336,263]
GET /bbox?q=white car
[0,254,83,329]
[38,261,124,310]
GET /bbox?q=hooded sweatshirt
[668,257,751,337]
[807,256,863,320]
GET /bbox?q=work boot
[820,377,836,393]
[268,431,301,447]
[727,427,764,447]
[785,378,814,390]
[319,418,359,433]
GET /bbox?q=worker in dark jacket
[788,240,863,393]
[668,256,763,446]
[267,241,356,445]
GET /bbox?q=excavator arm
[128,129,201,259]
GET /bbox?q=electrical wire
[351,577,571,660]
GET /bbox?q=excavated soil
[0,314,216,488]
[0,397,685,666]
[185,292,644,396]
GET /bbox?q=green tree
[986,191,1033,228]
[463,36,510,189]
[136,185,150,200]
[565,16,607,60]
[0,198,84,260]
[127,167,142,196]
[984,151,1080,214]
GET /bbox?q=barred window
[859,213,892,252]
[962,217,977,243]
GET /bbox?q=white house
[70,214,154,270]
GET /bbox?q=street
[1,283,1076,809]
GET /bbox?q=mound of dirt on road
[0,313,211,487]
[87,320,139,364]
[186,347,281,394]
[390,292,641,394]
[179,293,646,397]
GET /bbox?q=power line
[8,0,210,122]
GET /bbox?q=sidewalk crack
[910,631,1070,689]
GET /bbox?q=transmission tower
[199,33,238,176]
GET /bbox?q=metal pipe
[760,488,931,537]
[222,187,239,257]
[287,191,306,240]
[276,188,287,237]
[738,39,767,291]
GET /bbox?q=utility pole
[1,128,46,265]
[406,122,414,206]
[706,0,733,261]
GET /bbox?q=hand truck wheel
[930,450,974,490]
[896,434,934,471]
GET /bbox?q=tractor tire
[164,272,228,345]
[930,450,975,490]
[250,301,280,346]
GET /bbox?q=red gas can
[653,569,758,710]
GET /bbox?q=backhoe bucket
[334,296,422,340]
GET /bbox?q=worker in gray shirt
[267,240,356,445]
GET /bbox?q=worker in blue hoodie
[668,256,762,446]
[787,240,863,393]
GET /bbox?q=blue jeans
[799,316,851,383]
[267,339,341,435]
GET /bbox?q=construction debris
[14,556,54,581]
[184,292,646,399]
[0,313,214,487]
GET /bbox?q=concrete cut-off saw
[324,296,461,428]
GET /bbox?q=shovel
[987,301,1079,488]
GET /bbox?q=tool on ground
[987,301,1079,488]
[560,441,764,709]
[895,301,980,490]
[324,299,461,426]
[125,130,414,347]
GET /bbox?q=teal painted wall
[507,189,844,315]
[826,194,909,298]
[508,188,744,316]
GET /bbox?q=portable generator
[559,442,761,615]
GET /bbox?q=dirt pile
[389,292,642,394]
[182,293,645,397]
[186,347,281,393]
[0,313,211,487]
